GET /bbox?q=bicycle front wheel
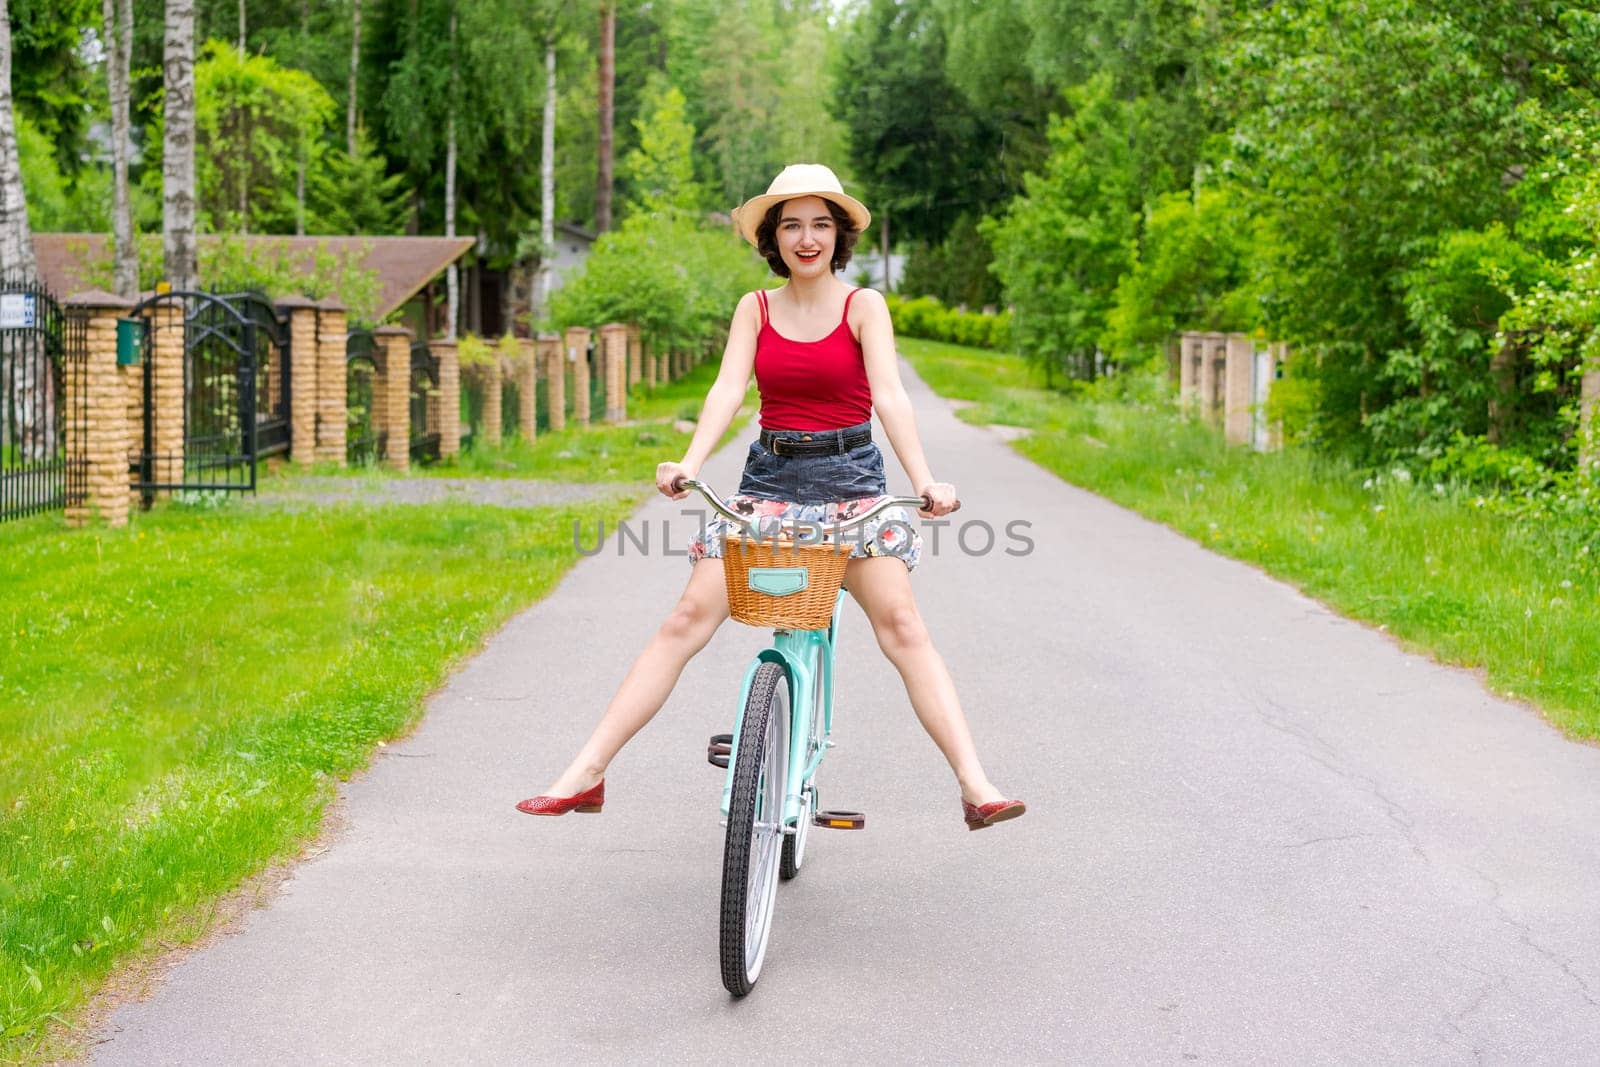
[720,660,789,997]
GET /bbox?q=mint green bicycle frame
[675,477,931,833]
[717,591,845,828]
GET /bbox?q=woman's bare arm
[657,291,761,496]
[854,289,958,515]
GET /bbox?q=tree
[162,0,197,290]
[306,126,408,234]
[983,74,1137,381]
[595,0,614,232]
[695,0,780,206]
[0,0,39,282]
[834,0,1007,248]
[533,24,556,319]
[8,0,99,182]
[103,0,136,295]
[191,42,335,234]
[445,1,457,336]
[347,0,360,157]
[623,74,700,217]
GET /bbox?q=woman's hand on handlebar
[917,481,960,518]
[657,461,694,499]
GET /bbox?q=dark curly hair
[754,197,860,278]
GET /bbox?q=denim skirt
[686,421,924,572]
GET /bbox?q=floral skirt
[686,494,924,573]
[686,425,923,572]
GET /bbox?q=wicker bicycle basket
[722,532,852,630]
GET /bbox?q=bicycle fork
[719,630,828,832]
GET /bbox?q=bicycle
[675,477,950,996]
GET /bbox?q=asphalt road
[92,361,1600,1064]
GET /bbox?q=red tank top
[753,288,873,431]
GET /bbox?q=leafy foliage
[834,0,1008,247]
[886,293,1011,351]
[189,42,337,233]
[982,74,1136,380]
[549,212,766,351]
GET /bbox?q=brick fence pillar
[600,322,627,423]
[315,298,348,465]
[656,346,669,385]
[1178,331,1199,410]
[429,338,462,457]
[1196,331,1224,426]
[278,295,319,465]
[1224,333,1254,446]
[518,339,538,441]
[626,323,642,388]
[540,333,564,432]
[64,291,132,527]
[374,324,412,473]
[149,298,184,490]
[565,326,591,425]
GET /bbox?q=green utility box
[116,317,142,366]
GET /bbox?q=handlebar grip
[919,496,962,514]
[670,475,687,493]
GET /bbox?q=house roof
[33,233,475,320]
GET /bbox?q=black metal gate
[346,328,382,465]
[409,339,440,463]
[0,278,82,522]
[224,292,290,457]
[128,290,288,503]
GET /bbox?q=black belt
[760,426,872,456]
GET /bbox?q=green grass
[899,336,1600,736]
[0,493,640,1059]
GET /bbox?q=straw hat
[731,163,872,246]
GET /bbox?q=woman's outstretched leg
[843,555,1009,806]
[538,557,730,797]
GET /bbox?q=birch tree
[0,0,45,462]
[595,0,613,232]
[163,0,198,291]
[103,0,136,296]
[444,1,457,338]
[347,0,360,157]
[0,0,38,284]
[533,27,556,319]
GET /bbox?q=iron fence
[409,340,440,463]
[0,278,80,522]
[346,328,382,465]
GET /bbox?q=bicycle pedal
[813,809,865,830]
[707,733,732,769]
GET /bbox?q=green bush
[548,212,765,356]
[885,293,1011,351]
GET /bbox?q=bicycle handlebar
[671,477,959,532]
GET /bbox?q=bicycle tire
[781,645,824,880]
[720,660,788,996]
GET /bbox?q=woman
[518,164,1024,831]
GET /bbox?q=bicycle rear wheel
[720,660,789,996]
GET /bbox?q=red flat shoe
[962,797,1025,831]
[516,779,605,816]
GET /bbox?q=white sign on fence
[0,293,37,329]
